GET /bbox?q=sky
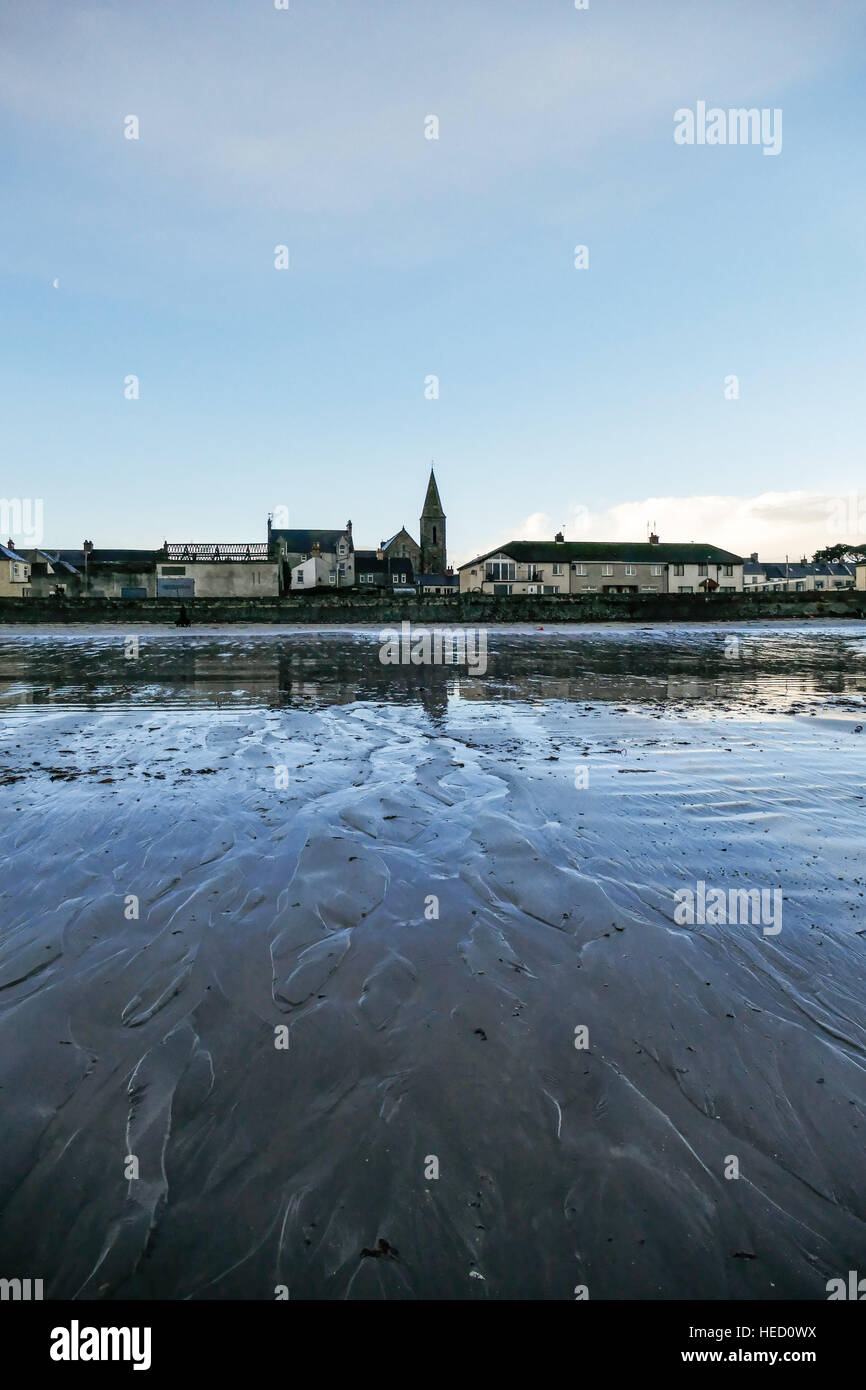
[2,0,865,566]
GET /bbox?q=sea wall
[1,589,865,626]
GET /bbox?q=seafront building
[744,556,856,593]
[458,535,745,595]
[0,541,31,596]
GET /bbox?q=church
[268,467,448,592]
[379,468,447,577]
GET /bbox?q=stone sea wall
[1,589,864,625]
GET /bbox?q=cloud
[460,490,866,565]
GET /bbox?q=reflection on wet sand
[0,624,865,716]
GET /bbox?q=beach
[1,623,865,1299]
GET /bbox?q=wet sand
[1,624,865,1299]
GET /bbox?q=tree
[812,543,866,564]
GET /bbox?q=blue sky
[2,0,865,564]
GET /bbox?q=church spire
[422,466,443,517]
[419,465,446,573]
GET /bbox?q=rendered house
[0,541,30,597]
[24,545,157,598]
[744,556,856,592]
[458,535,744,595]
[416,572,459,595]
[354,550,415,589]
[268,523,355,591]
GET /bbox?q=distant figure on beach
[176,603,192,628]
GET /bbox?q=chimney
[649,532,660,545]
[376,549,384,561]
[554,531,564,543]
[750,552,758,563]
[346,520,352,537]
[312,541,320,557]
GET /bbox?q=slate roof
[55,549,155,568]
[355,551,415,577]
[417,573,458,586]
[36,551,79,574]
[745,560,855,580]
[459,541,745,568]
[381,528,418,551]
[0,543,26,562]
[271,529,351,555]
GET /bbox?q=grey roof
[37,550,79,574]
[746,560,855,580]
[271,529,351,554]
[0,542,26,562]
[418,573,458,585]
[460,540,745,569]
[355,552,415,577]
[55,549,155,568]
[381,529,418,550]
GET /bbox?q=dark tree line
[812,543,866,564]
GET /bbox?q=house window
[651,565,662,576]
[724,564,733,576]
[296,572,304,584]
[552,563,563,576]
[162,565,187,575]
[12,564,19,577]
[673,564,685,576]
[486,561,516,581]
[329,575,336,585]
[543,585,560,594]
[573,563,587,576]
[493,583,512,595]
[698,564,708,577]
[602,564,613,576]
[625,565,636,576]
[678,585,694,593]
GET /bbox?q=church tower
[419,467,446,573]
